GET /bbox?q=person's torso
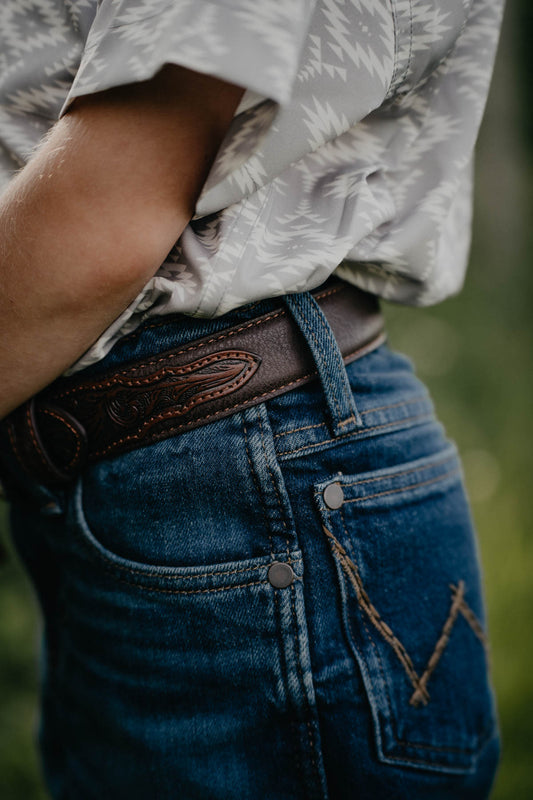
[0,0,504,373]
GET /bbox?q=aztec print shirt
[0,0,504,372]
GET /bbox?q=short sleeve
[58,0,315,206]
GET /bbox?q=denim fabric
[4,291,500,799]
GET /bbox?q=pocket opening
[315,445,498,773]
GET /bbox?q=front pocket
[314,442,497,773]
[67,410,290,575]
[68,473,301,596]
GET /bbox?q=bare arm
[0,65,244,418]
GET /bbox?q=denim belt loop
[283,291,362,435]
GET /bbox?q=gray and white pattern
[0,0,504,372]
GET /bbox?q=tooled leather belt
[0,280,385,488]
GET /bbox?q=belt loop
[283,290,362,436]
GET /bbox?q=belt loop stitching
[283,292,362,436]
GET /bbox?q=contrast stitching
[63,332,385,460]
[111,574,268,596]
[84,357,255,432]
[40,408,82,470]
[92,351,254,418]
[243,415,274,559]
[327,527,492,756]
[343,588,461,757]
[457,599,489,650]
[273,421,325,439]
[324,523,427,703]
[322,523,487,709]
[57,325,384,461]
[272,329,385,440]
[257,412,291,560]
[278,586,304,789]
[90,372,316,459]
[291,299,343,423]
[79,475,304,579]
[277,412,433,457]
[342,604,483,760]
[314,284,343,301]
[55,313,286,398]
[360,397,430,416]
[347,580,450,763]
[356,561,492,766]
[337,414,357,428]
[57,285,346,395]
[93,556,270,581]
[26,404,50,472]
[272,396,428,439]
[56,349,257,397]
[114,285,345,347]
[290,582,322,791]
[409,583,465,707]
[353,592,397,725]
[342,451,457,488]
[377,745,490,767]
[332,515,424,704]
[343,468,460,504]
[314,304,351,424]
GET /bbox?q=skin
[0,64,244,419]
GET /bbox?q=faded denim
[2,287,500,799]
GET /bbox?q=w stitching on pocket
[322,524,488,707]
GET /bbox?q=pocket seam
[272,394,432,441]
[105,572,282,596]
[277,410,434,459]
[323,518,493,760]
[343,449,457,489]
[342,570,494,765]
[331,512,490,706]
[71,476,302,587]
[344,466,460,505]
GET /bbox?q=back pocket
[314,442,497,773]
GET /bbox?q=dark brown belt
[1,280,385,488]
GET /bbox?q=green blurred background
[0,2,531,797]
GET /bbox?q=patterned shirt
[0,0,504,372]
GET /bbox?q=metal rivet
[267,561,295,589]
[323,482,344,510]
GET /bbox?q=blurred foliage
[0,504,48,800]
[0,1,531,797]
[515,0,533,149]
[385,3,533,796]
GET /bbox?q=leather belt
[1,280,385,488]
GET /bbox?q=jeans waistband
[0,278,385,489]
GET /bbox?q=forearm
[0,66,244,419]
[0,116,192,418]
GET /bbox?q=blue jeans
[3,288,499,799]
